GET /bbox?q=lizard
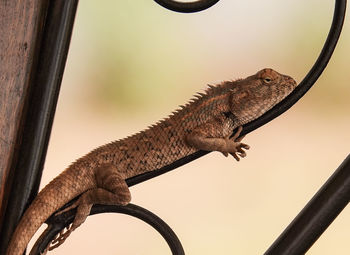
[6,68,297,255]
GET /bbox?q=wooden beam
[0,0,47,229]
[0,1,78,253]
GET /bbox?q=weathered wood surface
[0,0,45,229]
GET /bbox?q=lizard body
[6,68,296,255]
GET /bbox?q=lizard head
[230,68,297,124]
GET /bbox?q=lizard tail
[6,166,96,255]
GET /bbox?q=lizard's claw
[229,143,250,161]
[48,224,73,251]
[221,151,229,157]
[231,152,240,161]
[223,126,250,161]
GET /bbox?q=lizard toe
[48,224,73,251]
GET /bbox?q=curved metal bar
[28,0,347,254]
[153,0,220,13]
[30,204,184,255]
[241,0,347,135]
[126,0,347,187]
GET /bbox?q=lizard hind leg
[49,164,131,251]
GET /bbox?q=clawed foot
[222,126,250,161]
[47,224,73,251]
[48,198,92,251]
[44,202,78,252]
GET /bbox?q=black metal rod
[0,1,79,254]
[30,203,185,255]
[126,0,347,187]
[153,0,220,13]
[242,0,347,135]
[4,0,347,254]
[265,155,350,255]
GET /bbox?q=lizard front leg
[49,164,131,250]
[186,116,249,161]
[223,126,250,161]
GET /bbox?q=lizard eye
[263,77,272,83]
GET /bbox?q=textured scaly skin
[6,68,297,255]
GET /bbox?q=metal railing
[0,1,347,254]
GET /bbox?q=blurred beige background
[33,0,349,254]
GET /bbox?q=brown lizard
[6,68,297,255]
